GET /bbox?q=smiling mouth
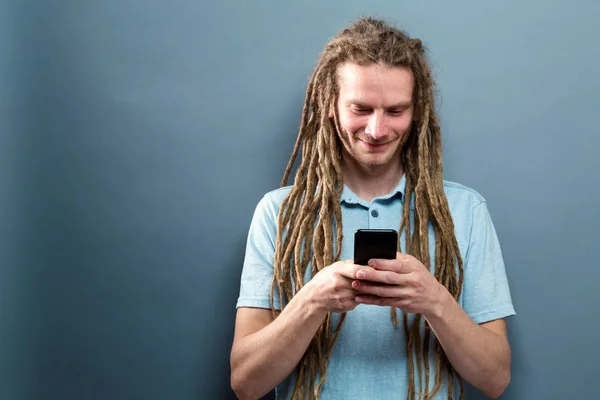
[360,140,390,149]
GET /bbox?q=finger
[355,295,415,311]
[352,280,411,298]
[354,295,392,306]
[368,258,414,274]
[335,263,369,280]
[396,251,412,261]
[355,268,399,285]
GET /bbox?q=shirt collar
[340,173,411,208]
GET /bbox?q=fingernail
[357,271,365,279]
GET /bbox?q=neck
[342,153,404,203]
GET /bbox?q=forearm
[424,292,511,399]
[230,290,327,400]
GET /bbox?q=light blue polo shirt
[236,174,516,399]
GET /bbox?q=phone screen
[353,229,398,266]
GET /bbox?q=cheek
[339,114,365,137]
[393,115,413,135]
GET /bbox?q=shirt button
[371,209,379,217]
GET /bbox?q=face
[331,62,415,170]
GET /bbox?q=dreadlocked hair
[270,16,465,400]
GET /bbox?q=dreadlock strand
[423,324,432,399]
[281,76,317,188]
[407,317,419,400]
[447,359,455,400]
[414,115,438,400]
[428,339,446,398]
[328,104,345,262]
[313,86,346,399]
[288,142,322,281]
[420,108,465,306]
[413,314,425,398]
[292,63,348,400]
[293,185,321,285]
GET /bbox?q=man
[230,17,515,400]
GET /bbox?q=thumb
[336,262,366,279]
[396,251,411,261]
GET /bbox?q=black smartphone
[353,229,398,266]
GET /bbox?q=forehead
[336,62,414,104]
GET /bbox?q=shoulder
[262,185,294,204]
[440,180,491,239]
[256,185,294,212]
[439,179,507,259]
[248,185,294,225]
[442,179,487,212]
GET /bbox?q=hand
[302,260,366,313]
[351,252,449,316]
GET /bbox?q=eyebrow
[348,100,413,109]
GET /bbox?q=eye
[388,109,404,116]
[351,107,371,115]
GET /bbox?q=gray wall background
[2,0,599,399]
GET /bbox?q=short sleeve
[235,194,282,311]
[461,201,516,324]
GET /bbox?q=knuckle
[330,285,338,296]
[384,272,394,284]
[333,274,345,287]
[370,286,381,296]
[409,276,420,288]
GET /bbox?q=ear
[328,100,335,118]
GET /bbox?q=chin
[359,155,394,167]
[344,144,400,168]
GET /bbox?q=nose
[364,111,389,139]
